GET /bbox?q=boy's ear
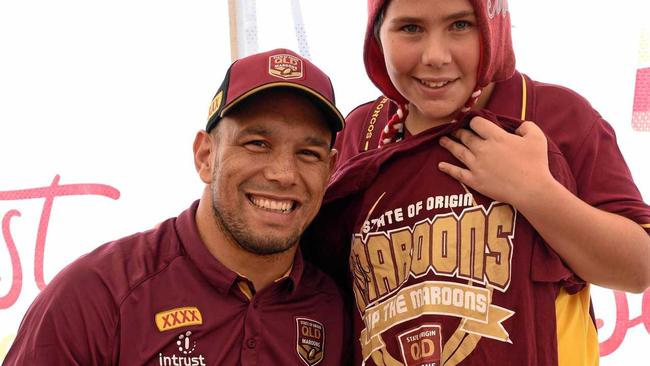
[193,130,214,184]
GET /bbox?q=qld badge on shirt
[296,317,325,365]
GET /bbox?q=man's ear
[327,148,338,178]
[193,130,214,184]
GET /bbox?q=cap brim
[220,82,345,134]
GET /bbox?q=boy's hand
[438,116,553,206]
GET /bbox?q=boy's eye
[452,20,471,31]
[401,24,420,33]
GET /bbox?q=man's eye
[299,150,322,160]
[245,140,269,150]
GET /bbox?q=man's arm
[438,117,650,293]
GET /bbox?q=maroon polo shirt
[4,201,349,366]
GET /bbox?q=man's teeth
[250,196,294,213]
[420,79,449,88]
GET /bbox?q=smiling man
[3,48,349,366]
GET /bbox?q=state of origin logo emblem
[269,53,303,80]
[296,317,325,365]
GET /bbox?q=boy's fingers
[468,116,502,139]
[440,136,476,167]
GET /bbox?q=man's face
[208,89,335,256]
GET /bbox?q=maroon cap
[206,48,345,140]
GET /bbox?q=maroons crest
[268,53,303,79]
[296,317,325,366]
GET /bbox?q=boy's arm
[438,117,650,293]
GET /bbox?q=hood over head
[364,0,516,106]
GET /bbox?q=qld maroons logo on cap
[295,317,325,365]
[269,53,303,79]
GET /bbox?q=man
[3,48,348,365]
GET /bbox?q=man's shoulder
[50,216,185,303]
[300,259,345,299]
[3,215,189,365]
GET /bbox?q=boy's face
[379,0,480,127]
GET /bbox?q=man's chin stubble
[211,202,298,256]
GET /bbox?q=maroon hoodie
[308,110,584,366]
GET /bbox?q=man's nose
[263,152,298,187]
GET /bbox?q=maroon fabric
[313,71,650,365]
[4,202,349,366]
[363,0,516,105]
[335,96,397,163]
[488,73,650,230]
[339,72,650,232]
[311,110,577,365]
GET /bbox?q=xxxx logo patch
[207,90,223,121]
[296,317,325,366]
[268,53,303,80]
[155,307,203,332]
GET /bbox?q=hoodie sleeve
[532,82,650,231]
[335,96,395,168]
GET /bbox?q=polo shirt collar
[175,200,304,295]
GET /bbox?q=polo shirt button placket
[246,337,257,349]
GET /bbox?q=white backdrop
[1,0,649,363]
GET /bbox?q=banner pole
[228,0,239,62]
